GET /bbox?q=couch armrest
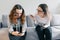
[0,22,2,28]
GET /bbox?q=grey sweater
[34,15,50,28]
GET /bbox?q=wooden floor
[0,28,9,40]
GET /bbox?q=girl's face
[37,7,44,16]
[13,9,22,19]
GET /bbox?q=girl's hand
[11,31,19,36]
[18,33,24,36]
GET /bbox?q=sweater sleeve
[43,20,50,28]
[7,17,14,33]
[22,18,27,33]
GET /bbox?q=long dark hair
[38,4,48,15]
[9,4,25,24]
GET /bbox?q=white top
[7,17,27,35]
[34,15,50,29]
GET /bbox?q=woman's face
[37,7,44,16]
[13,9,22,19]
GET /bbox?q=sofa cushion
[0,22,2,28]
[51,14,60,26]
[26,27,39,40]
[2,15,8,28]
[26,16,35,27]
[51,26,60,40]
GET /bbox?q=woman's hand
[11,31,24,36]
[11,31,19,36]
[18,33,24,36]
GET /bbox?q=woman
[34,4,52,40]
[8,4,27,40]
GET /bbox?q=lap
[9,32,27,40]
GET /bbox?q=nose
[18,13,21,17]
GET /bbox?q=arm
[43,20,50,28]
[8,17,19,36]
[43,13,52,28]
[7,17,14,33]
[22,18,27,34]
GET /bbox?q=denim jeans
[9,32,27,40]
[35,25,52,40]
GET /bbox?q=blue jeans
[35,25,52,40]
[9,32,27,40]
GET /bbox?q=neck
[38,14,46,18]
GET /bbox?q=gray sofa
[0,14,60,40]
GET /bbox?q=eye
[14,14,17,16]
[38,10,43,12]
[14,13,18,16]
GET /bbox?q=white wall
[0,0,60,21]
